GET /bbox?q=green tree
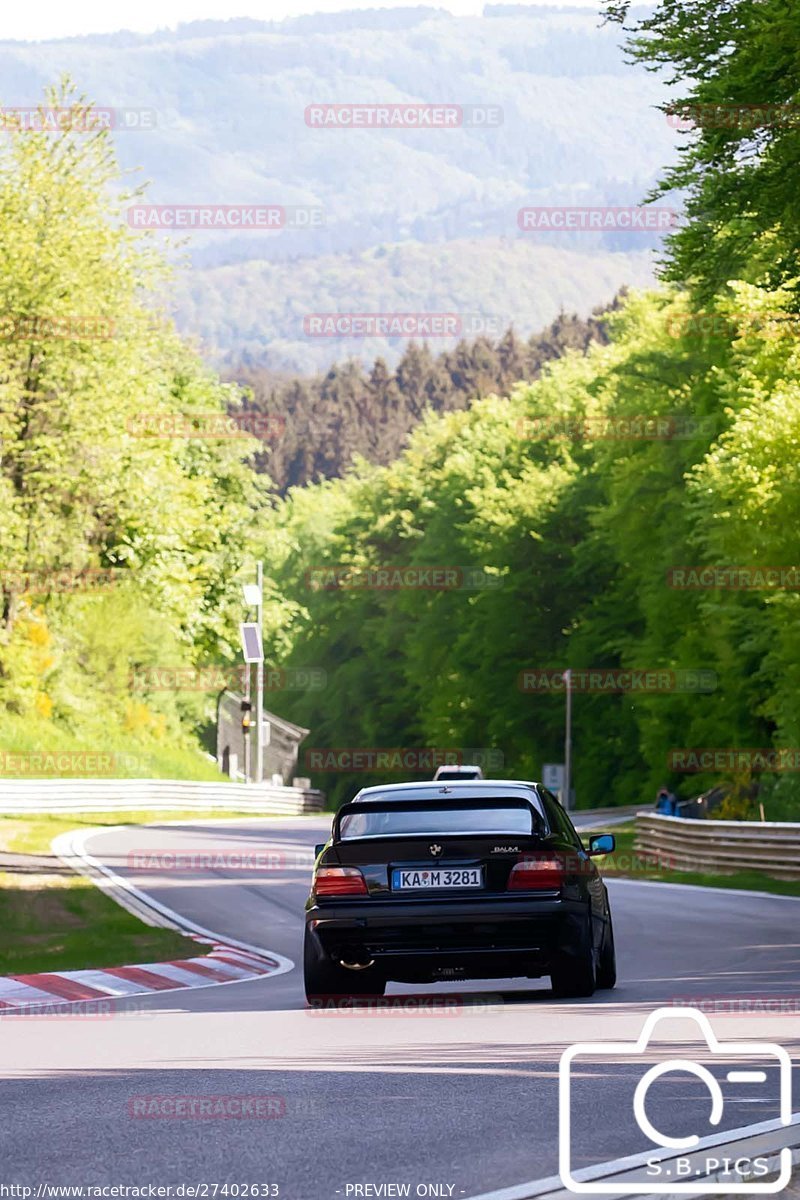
[0,81,270,751]
[605,0,800,305]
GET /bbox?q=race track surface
[1,815,798,1198]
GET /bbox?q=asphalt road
[1,815,798,1199]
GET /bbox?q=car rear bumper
[306,895,589,979]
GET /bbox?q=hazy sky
[2,0,600,42]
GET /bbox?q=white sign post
[240,566,265,783]
[543,763,565,794]
[255,564,264,784]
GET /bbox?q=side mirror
[314,843,326,858]
[588,833,615,856]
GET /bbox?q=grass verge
[0,808,285,976]
[598,823,800,898]
[0,870,198,976]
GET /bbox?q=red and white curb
[0,826,297,1011]
[0,939,284,1009]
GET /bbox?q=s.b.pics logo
[559,1007,792,1193]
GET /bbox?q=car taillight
[314,866,368,896]
[507,855,564,891]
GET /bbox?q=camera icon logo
[559,1006,792,1193]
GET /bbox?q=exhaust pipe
[339,958,375,971]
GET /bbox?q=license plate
[392,867,483,891]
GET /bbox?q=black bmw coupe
[303,779,617,1002]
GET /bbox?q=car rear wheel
[303,930,386,1003]
[550,915,596,999]
[595,914,617,990]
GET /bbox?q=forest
[2,0,799,816]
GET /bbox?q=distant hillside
[0,6,674,366]
[181,238,656,370]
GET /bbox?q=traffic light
[241,698,252,733]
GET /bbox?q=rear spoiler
[332,795,548,842]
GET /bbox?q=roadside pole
[564,667,572,811]
[256,561,264,784]
[240,573,265,785]
[244,663,251,782]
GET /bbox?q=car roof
[350,779,543,803]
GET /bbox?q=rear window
[338,805,537,840]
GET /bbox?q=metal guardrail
[635,811,800,881]
[0,778,325,815]
[571,803,644,823]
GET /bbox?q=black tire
[550,915,596,999]
[595,914,617,990]
[303,929,385,1004]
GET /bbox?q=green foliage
[259,287,800,816]
[0,81,271,771]
[605,0,800,307]
[0,711,224,780]
[3,33,799,823]
[246,0,800,822]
